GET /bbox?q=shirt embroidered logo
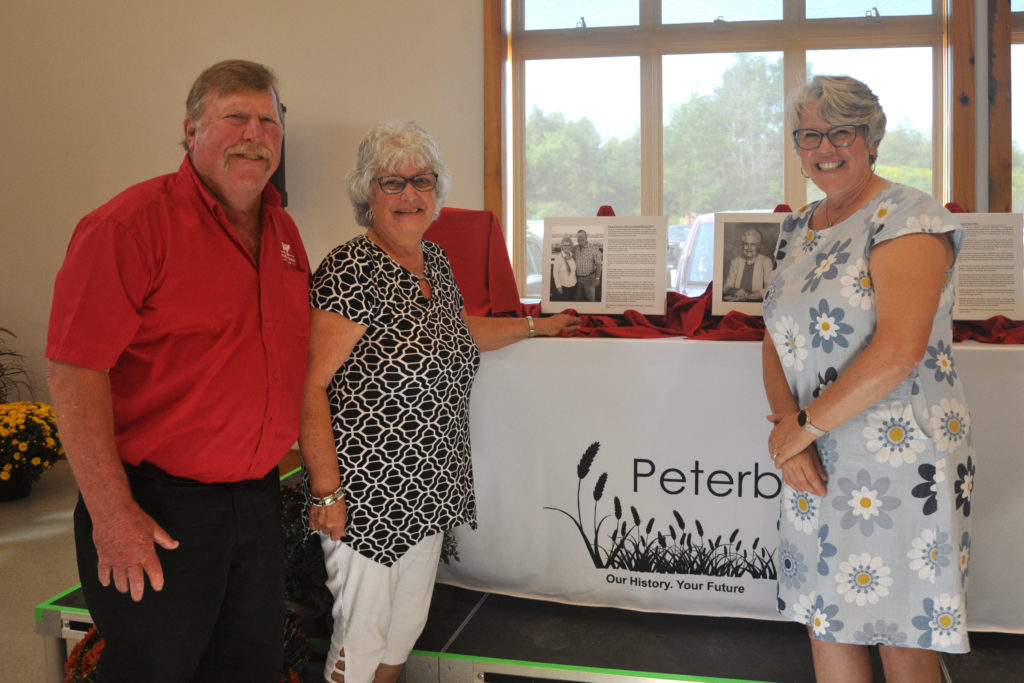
[281,242,297,267]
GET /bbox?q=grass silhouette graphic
[544,442,776,578]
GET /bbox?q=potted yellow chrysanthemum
[0,400,64,501]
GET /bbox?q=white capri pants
[319,532,442,683]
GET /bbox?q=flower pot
[0,472,32,502]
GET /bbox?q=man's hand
[93,502,179,601]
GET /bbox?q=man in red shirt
[46,60,309,682]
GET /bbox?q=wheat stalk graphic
[545,441,776,578]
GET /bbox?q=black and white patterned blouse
[307,235,480,566]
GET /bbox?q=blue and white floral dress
[763,183,975,653]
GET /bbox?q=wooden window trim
[988,0,1012,212]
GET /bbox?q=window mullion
[509,51,527,290]
[642,47,661,217]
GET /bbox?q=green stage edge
[409,649,768,683]
[34,583,85,622]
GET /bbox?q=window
[524,0,638,29]
[805,1,931,20]
[805,47,935,202]
[662,51,784,220]
[1012,9,1024,212]
[525,56,641,219]
[662,1,781,23]
[498,0,948,295]
[1012,43,1024,213]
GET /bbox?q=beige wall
[0,1,484,401]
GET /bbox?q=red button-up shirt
[47,157,310,482]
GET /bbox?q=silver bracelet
[526,315,536,338]
[310,484,345,508]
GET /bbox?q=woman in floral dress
[762,75,974,682]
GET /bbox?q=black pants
[74,463,285,682]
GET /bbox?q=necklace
[366,229,428,281]
[822,176,875,228]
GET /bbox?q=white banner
[438,338,1024,633]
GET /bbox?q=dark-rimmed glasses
[373,172,438,194]
[792,125,861,150]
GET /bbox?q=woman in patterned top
[299,121,579,683]
[762,76,973,682]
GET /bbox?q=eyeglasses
[373,172,438,194]
[792,125,862,150]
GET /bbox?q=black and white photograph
[541,216,667,315]
[546,228,605,303]
[712,212,785,316]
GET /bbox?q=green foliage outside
[525,54,936,224]
[1012,143,1024,213]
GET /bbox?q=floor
[0,461,80,683]
[6,461,1024,683]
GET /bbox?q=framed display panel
[541,216,667,316]
[712,212,785,316]
[952,213,1024,321]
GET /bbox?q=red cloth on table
[424,207,522,316]
[536,286,1024,344]
[535,297,1024,343]
[535,284,766,340]
[953,316,1024,344]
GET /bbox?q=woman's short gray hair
[347,121,451,227]
[785,75,887,163]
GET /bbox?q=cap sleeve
[868,185,964,259]
[309,240,378,328]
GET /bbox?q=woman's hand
[779,445,827,496]
[309,498,348,541]
[536,312,582,337]
[464,311,581,351]
[766,412,827,496]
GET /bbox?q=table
[437,338,1024,633]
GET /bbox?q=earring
[800,167,810,179]
[366,208,375,224]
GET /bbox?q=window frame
[485,1,978,291]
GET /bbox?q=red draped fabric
[531,285,765,340]
[953,316,1024,344]
[532,286,1023,344]
[424,207,523,316]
